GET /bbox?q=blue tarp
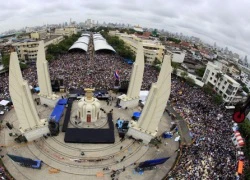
[7,154,37,165]
[124,59,134,65]
[34,87,40,92]
[50,105,65,123]
[133,112,141,120]
[138,157,170,168]
[57,98,68,105]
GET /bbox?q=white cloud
[1,0,249,58]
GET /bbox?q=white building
[167,50,186,63]
[214,60,229,74]
[202,62,241,103]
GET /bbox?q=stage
[64,113,115,143]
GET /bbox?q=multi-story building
[214,60,229,74]
[30,30,47,40]
[110,32,165,65]
[12,36,64,62]
[228,65,240,75]
[202,62,241,103]
[54,27,77,36]
[167,50,185,63]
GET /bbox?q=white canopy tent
[0,100,10,106]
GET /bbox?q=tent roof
[77,37,90,45]
[81,33,90,37]
[0,100,10,106]
[94,40,116,52]
[69,42,88,52]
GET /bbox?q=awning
[0,100,10,106]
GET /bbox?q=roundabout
[1,96,179,180]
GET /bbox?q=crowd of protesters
[169,76,237,179]
[0,51,242,178]
[0,52,158,100]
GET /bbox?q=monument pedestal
[127,125,157,144]
[22,125,50,142]
[118,94,139,109]
[39,94,60,108]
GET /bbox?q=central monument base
[118,94,140,109]
[127,125,157,144]
[39,94,60,108]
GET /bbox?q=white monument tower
[37,41,59,107]
[119,43,144,108]
[9,52,49,141]
[127,55,172,144]
[77,88,101,123]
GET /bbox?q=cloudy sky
[1,0,250,58]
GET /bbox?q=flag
[114,70,120,79]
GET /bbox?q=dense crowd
[0,52,158,100]
[0,52,241,179]
[169,76,237,179]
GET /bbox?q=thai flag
[114,70,120,79]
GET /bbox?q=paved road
[166,104,192,145]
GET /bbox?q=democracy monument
[0,33,178,180]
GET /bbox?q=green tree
[242,86,249,94]
[167,37,181,44]
[101,31,135,60]
[153,58,161,65]
[185,77,195,85]
[180,71,188,79]
[155,65,161,72]
[159,36,165,42]
[46,54,55,62]
[2,54,10,69]
[171,62,180,69]
[195,67,206,77]
[213,94,223,104]
[203,84,213,95]
[19,62,28,69]
[173,68,177,75]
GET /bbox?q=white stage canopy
[0,100,10,106]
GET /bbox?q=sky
[1,0,250,59]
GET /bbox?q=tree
[185,77,195,85]
[101,32,135,60]
[203,84,213,95]
[215,72,223,89]
[243,86,249,94]
[195,67,206,77]
[180,71,188,79]
[46,54,55,62]
[213,94,223,104]
[171,62,180,69]
[155,65,161,72]
[2,54,10,69]
[167,37,181,44]
[19,63,28,69]
[173,68,177,75]
[159,36,165,42]
[153,58,161,65]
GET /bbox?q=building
[133,25,143,33]
[30,30,47,40]
[54,27,77,36]
[167,50,186,63]
[110,32,165,65]
[214,60,229,74]
[12,36,64,62]
[228,65,240,75]
[202,62,241,103]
